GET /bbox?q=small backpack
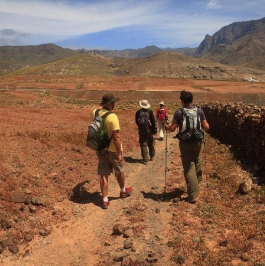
[137,110,152,132]
[177,107,204,141]
[138,110,157,135]
[157,108,168,122]
[86,109,112,150]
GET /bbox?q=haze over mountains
[0,17,264,81]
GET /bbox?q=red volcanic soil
[1,77,265,265]
[1,75,265,93]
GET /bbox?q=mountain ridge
[0,17,264,77]
[6,51,265,82]
[195,17,265,70]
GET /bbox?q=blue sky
[0,0,264,50]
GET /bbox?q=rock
[1,237,14,248]
[113,224,126,235]
[155,208,160,213]
[123,239,133,249]
[123,228,133,238]
[8,245,19,254]
[173,255,185,264]
[240,252,250,262]
[113,252,128,262]
[239,178,252,194]
[39,229,47,236]
[24,233,33,242]
[219,240,228,247]
[192,237,201,244]
[29,205,37,213]
[0,218,12,229]
[62,214,71,221]
[10,192,26,203]
[31,197,42,206]
[31,197,48,206]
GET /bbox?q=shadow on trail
[141,188,185,202]
[69,180,120,208]
[124,156,142,164]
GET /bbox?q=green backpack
[86,109,112,150]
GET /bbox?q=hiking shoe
[120,187,132,198]
[188,198,197,204]
[150,157,154,161]
[102,201,110,209]
[143,161,148,165]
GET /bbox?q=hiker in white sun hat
[135,100,157,165]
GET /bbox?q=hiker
[165,90,209,204]
[135,99,157,165]
[94,93,132,209]
[155,101,168,141]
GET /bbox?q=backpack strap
[193,107,198,130]
[181,108,189,132]
[102,111,111,119]
[95,109,100,117]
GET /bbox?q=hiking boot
[120,187,132,198]
[143,160,148,165]
[182,196,197,204]
[150,157,154,161]
[188,198,197,204]
[102,201,110,209]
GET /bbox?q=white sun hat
[139,99,151,109]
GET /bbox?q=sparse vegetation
[1,78,265,265]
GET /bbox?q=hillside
[7,51,265,82]
[7,53,115,77]
[0,43,79,75]
[196,17,265,70]
[0,17,265,78]
[85,45,196,59]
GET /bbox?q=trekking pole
[164,126,169,193]
[203,133,207,178]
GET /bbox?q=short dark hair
[180,90,193,104]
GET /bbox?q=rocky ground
[1,78,265,265]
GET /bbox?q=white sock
[121,187,126,193]
[103,197,108,202]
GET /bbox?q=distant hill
[195,17,265,70]
[81,45,196,59]
[8,51,265,82]
[0,44,195,75]
[8,53,115,77]
[0,43,78,74]
[1,17,265,77]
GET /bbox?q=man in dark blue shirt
[165,91,209,204]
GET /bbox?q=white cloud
[0,0,264,48]
[207,0,221,9]
[0,0,161,36]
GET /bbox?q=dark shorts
[97,150,124,177]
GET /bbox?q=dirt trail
[1,132,186,265]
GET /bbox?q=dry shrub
[25,130,86,146]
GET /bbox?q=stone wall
[201,102,265,170]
